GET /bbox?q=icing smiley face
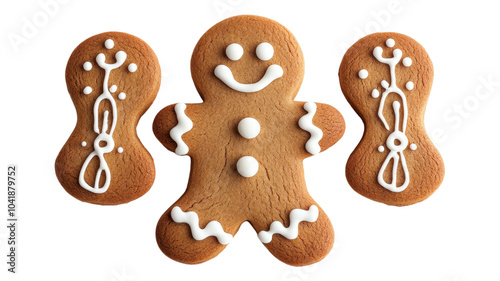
[191,16,305,101]
[214,42,283,93]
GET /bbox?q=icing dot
[237,156,259,178]
[118,92,126,100]
[358,69,368,79]
[381,80,389,89]
[81,141,87,147]
[403,57,412,67]
[410,144,417,150]
[378,146,385,152]
[109,85,117,93]
[406,81,414,90]
[128,63,137,73]
[386,38,395,48]
[104,39,114,49]
[83,62,92,71]
[371,89,380,98]
[83,86,92,95]
[256,42,274,61]
[226,43,244,61]
[117,147,124,153]
[238,117,260,139]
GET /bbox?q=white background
[1,0,499,280]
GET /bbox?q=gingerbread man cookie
[55,32,161,205]
[153,15,345,265]
[339,32,445,206]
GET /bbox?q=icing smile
[214,42,283,93]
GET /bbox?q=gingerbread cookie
[153,15,345,265]
[55,32,161,205]
[339,32,444,206]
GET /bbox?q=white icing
[104,39,114,49]
[82,141,87,147]
[368,40,417,193]
[386,38,395,48]
[371,89,380,98]
[256,42,273,61]
[225,43,243,61]
[79,49,129,194]
[377,101,410,192]
[83,86,92,95]
[171,206,232,245]
[403,57,412,67]
[358,69,368,79]
[118,92,126,100]
[128,63,137,73]
[298,102,323,155]
[109,85,117,93]
[238,118,260,139]
[117,147,123,153]
[83,62,92,71]
[378,146,384,152]
[236,156,259,177]
[372,46,407,132]
[258,205,319,244]
[214,64,283,93]
[170,103,193,156]
[410,143,417,150]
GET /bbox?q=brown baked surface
[55,32,161,205]
[153,15,344,265]
[339,32,444,206]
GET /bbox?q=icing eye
[226,43,243,61]
[256,42,273,61]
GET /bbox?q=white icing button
[256,42,274,61]
[226,43,244,61]
[386,38,395,48]
[81,141,87,147]
[378,146,384,152]
[104,39,114,49]
[410,143,417,150]
[358,69,368,79]
[128,63,137,73]
[371,89,380,98]
[403,57,412,67]
[109,85,117,93]
[117,147,124,153]
[83,62,92,71]
[237,156,259,178]
[238,118,260,139]
[406,81,414,90]
[83,86,92,95]
[118,92,126,100]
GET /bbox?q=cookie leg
[156,203,240,264]
[252,205,334,266]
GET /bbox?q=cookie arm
[313,103,345,152]
[153,103,194,155]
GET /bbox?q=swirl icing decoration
[79,39,134,194]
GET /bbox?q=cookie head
[191,15,304,101]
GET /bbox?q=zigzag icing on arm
[171,206,233,245]
[258,205,319,244]
[170,103,193,156]
[298,102,323,155]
